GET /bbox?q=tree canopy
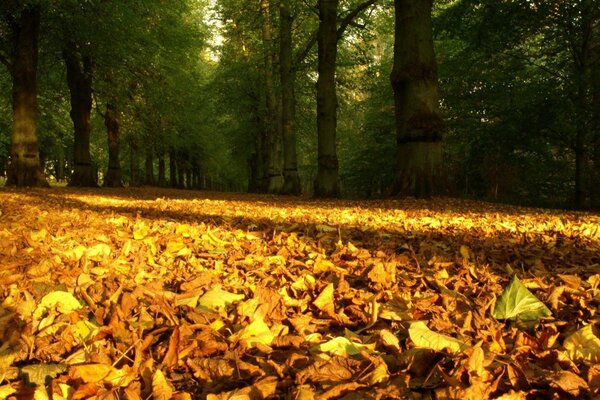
[0,0,598,208]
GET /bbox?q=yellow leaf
[230,316,275,348]
[30,229,47,242]
[86,243,111,261]
[460,245,471,260]
[198,286,245,311]
[564,324,600,363]
[313,283,335,315]
[72,320,98,342]
[64,245,86,261]
[0,385,16,398]
[313,257,338,274]
[70,364,134,387]
[133,221,149,240]
[409,321,469,354]
[33,291,82,320]
[152,369,173,400]
[312,336,375,356]
[164,240,186,255]
[291,275,315,291]
[361,363,389,385]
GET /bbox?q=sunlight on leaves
[197,286,245,312]
[230,316,276,348]
[33,291,82,320]
[312,336,375,356]
[409,321,469,354]
[563,324,600,363]
[152,369,174,400]
[313,283,335,315]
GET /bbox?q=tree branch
[92,90,107,119]
[336,0,378,40]
[293,0,379,68]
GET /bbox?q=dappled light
[1,0,599,398]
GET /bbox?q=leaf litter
[0,187,599,399]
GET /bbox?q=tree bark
[103,103,122,187]
[158,152,166,187]
[144,150,155,186]
[5,5,48,187]
[129,139,141,187]
[260,0,284,193]
[592,35,599,209]
[169,149,178,188]
[64,44,96,187]
[280,0,301,195]
[314,0,341,198]
[389,0,443,198]
[572,0,595,209]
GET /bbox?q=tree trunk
[177,156,185,189]
[158,152,166,187]
[129,139,141,187]
[144,150,155,186]
[260,0,284,193]
[280,0,301,195]
[169,149,177,188]
[55,143,65,182]
[389,0,443,198]
[64,45,96,187]
[572,0,595,209]
[592,49,600,209]
[5,5,48,187]
[314,0,341,198]
[103,103,122,187]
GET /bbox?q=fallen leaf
[564,324,600,363]
[409,321,469,354]
[493,276,551,321]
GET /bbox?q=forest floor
[0,187,599,400]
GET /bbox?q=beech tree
[389,0,443,198]
[0,2,48,187]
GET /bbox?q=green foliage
[493,275,552,322]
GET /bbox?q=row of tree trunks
[389,0,443,199]
[5,4,48,187]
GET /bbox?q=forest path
[0,187,599,398]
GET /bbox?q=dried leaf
[198,286,245,311]
[152,369,173,400]
[33,291,82,320]
[313,283,335,315]
[409,321,469,354]
[564,324,600,363]
[312,336,375,356]
[229,316,275,348]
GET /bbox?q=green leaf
[493,276,551,321]
[20,364,67,386]
[408,321,469,354]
